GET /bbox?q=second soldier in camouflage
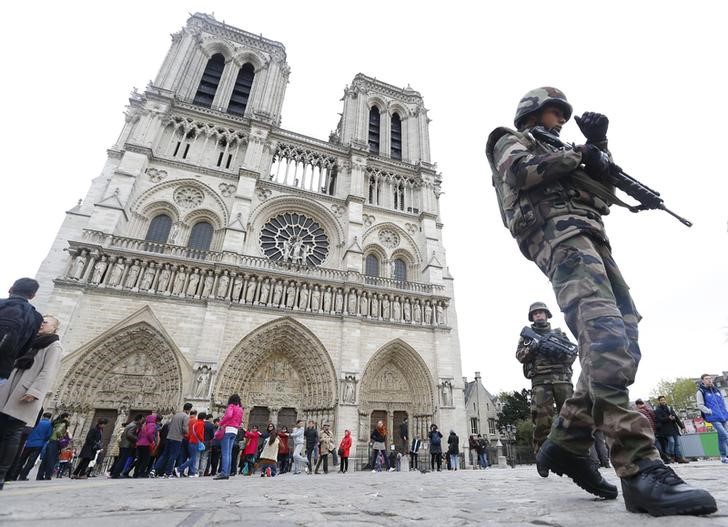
[516,302,575,456]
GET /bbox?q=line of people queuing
[84,396,357,480]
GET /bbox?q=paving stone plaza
[2,463,726,525]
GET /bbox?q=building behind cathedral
[35,13,467,459]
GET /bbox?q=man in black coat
[304,420,318,473]
[0,278,43,384]
[654,396,688,463]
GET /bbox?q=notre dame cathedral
[34,12,466,460]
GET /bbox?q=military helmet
[514,87,573,130]
[528,301,553,322]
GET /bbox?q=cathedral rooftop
[352,73,423,102]
[187,12,287,59]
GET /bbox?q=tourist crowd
[4,402,477,482]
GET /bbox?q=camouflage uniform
[486,88,660,478]
[516,321,575,453]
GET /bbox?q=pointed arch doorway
[214,317,338,428]
[53,314,186,455]
[359,340,435,452]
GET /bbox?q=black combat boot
[621,459,717,516]
[536,439,618,499]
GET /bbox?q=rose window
[173,186,204,209]
[260,213,329,266]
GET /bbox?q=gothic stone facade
[35,13,467,459]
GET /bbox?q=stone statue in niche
[139,265,155,290]
[172,268,186,295]
[334,289,343,313]
[403,299,412,322]
[392,297,401,321]
[413,300,422,323]
[382,296,390,319]
[322,286,332,313]
[311,285,321,311]
[258,278,270,304]
[231,275,244,301]
[272,280,283,306]
[370,294,379,319]
[157,265,171,292]
[285,282,296,308]
[298,283,309,310]
[359,292,368,316]
[347,289,357,315]
[342,375,357,404]
[440,381,453,407]
[125,261,141,288]
[193,365,212,398]
[90,256,108,284]
[216,273,229,298]
[436,303,445,325]
[358,413,368,438]
[169,223,181,245]
[71,251,88,280]
[245,277,257,303]
[186,270,200,296]
[424,301,433,325]
[108,258,125,287]
[201,272,214,297]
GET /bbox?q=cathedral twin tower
[36,13,466,458]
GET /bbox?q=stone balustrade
[64,236,450,328]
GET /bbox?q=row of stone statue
[67,249,448,325]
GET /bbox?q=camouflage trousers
[531,233,660,477]
[531,382,573,454]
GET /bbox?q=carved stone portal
[358,340,435,442]
[213,317,337,418]
[55,322,183,415]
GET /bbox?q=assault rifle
[530,126,693,227]
[520,326,578,362]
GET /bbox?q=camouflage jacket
[486,126,616,268]
[516,323,575,384]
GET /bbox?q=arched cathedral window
[228,63,255,116]
[365,254,380,277]
[144,214,172,252]
[393,258,407,282]
[391,113,402,160]
[368,107,380,155]
[187,221,214,257]
[193,53,226,108]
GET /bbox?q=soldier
[516,302,575,458]
[486,87,716,516]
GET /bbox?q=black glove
[575,112,609,142]
[577,144,610,176]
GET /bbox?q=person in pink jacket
[134,414,158,478]
[213,394,243,480]
[242,425,261,476]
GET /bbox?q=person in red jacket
[176,411,204,477]
[338,430,352,473]
[241,425,260,476]
[277,426,290,474]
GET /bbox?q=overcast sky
[1,1,726,400]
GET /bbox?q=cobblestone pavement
[1,462,726,526]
